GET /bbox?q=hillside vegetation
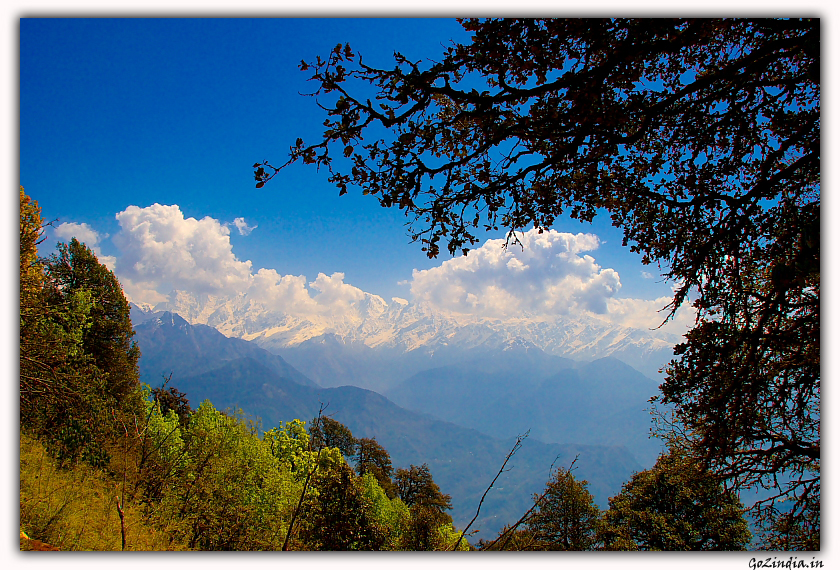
[20,188,752,551]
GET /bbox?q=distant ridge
[132,308,317,388]
[131,308,644,541]
[138,290,678,387]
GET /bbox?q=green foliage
[264,419,344,481]
[598,446,752,551]
[298,462,386,550]
[20,189,142,467]
[43,238,141,409]
[355,437,397,499]
[435,521,472,551]
[359,472,411,550]
[138,400,300,550]
[524,467,601,550]
[19,433,186,551]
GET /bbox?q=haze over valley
[131,299,671,539]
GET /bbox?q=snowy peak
[148,290,677,379]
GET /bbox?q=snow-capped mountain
[134,289,679,384]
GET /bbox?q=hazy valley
[132,302,670,540]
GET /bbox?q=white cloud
[233,217,257,236]
[641,270,654,279]
[103,204,695,334]
[310,272,366,310]
[55,221,101,246]
[408,229,621,318]
[603,296,696,336]
[53,222,117,270]
[406,228,698,332]
[110,204,367,319]
[113,204,253,297]
[250,268,320,315]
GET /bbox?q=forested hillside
[21,187,759,551]
[21,16,818,553]
[131,313,646,540]
[19,188,468,551]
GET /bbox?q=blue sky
[9,9,837,570]
[20,17,712,332]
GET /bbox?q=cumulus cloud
[55,221,102,246]
[641,270,654,279]
[113,204,253,297]
[310,272,366,310]
[103,204,693,333]
[233,217,257,236]
[53,222,117,270]
[409,229,621,318]
[250,269,313,309]
[109,204,367,318]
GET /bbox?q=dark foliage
[260,18,819,537]
[525,467,601,550]
[598,446,752,550]
[395,463,453,514]
[310,416,358,457]
[355,437,397,498]
[299,462,386,550]
[152,385,193,427]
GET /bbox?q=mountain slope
[170,357,642,542]
[133,311,317,388]
[388,356,665,466]
[142,290,679,385]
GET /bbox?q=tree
[355,437,397,498]
[597,446,751,551]
[43,238,141,408]
[19,187,44,316]
[298,462,386,550]
[151,384,193,427]
[393,463,456,550]
[757,484,820,550]
[19,187,61,420]
[394,463,452,513]
[20,191,137,466]
[525,467,601,551]
[259,18,819,534]
[309,416,358,458]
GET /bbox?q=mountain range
[131,309,658,541]
[135,289,679,389]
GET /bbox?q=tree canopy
[258,18,819,539]
[355,437,397,499]
[525,467,601,551]
[598,445,752,550]
[309,416,358,458]
[20,189,142,465]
